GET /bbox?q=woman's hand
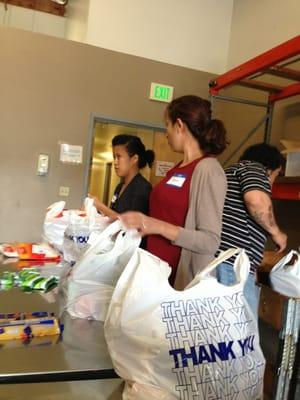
[88,193,118,219]
[88,194,103,211]
[119,212,179,241]
[118,212,156,236]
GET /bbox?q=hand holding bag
[105,248,265,400]
[66,220,141,321]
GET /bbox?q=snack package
[0,242,60,261]
[0,268,59,293]
[16,243,60,261]
[0,271,15,290]
[0,244,19,258]
[0,316,62,341]
[17,268,58,293]
[0,333,60,348]
[0,311,54,322]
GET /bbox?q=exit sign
[150,82,174,103]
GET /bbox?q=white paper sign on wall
[60,143,83,164]
[155,160,175,177]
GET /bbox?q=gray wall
[0,27,213,241]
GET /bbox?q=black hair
[239,143,285,171]
[166,95,228,155]
[112,134,155,169]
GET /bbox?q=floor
[0,379,124,400]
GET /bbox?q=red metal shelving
[209,36,300,200]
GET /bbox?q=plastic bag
[43,201,68,251]
[104,248,265,400]
[43,198,109,254]
[66,220,141,321]
[270,250,300,298]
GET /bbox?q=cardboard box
[281,140,300,177]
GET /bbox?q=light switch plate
[59,186,69,197]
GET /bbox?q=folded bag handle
[78,219,140,259]
[71,220,141,281]
[45,201,66,219]
[270,250,299,274]
[84,197,94,215]
[186,248,250,289]
[83,197,98,229]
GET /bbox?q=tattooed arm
[244,190,287,252]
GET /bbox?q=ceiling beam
[269,81,300,103]
[238,79,283,92]
[266,66,300,81]
[0,0,66,17]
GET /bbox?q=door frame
[82,113,165,200]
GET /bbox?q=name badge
[166,173,187,188]
[111,194,118,204]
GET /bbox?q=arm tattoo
[252,204,277,232]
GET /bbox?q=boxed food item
[0,316,62,341]
[281,140,300,177]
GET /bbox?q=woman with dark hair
[120,95,229,287]
[90,134,154,220]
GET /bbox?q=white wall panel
[227,0,300,69]
[85,0,233,74]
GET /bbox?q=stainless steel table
[0,257,119,385]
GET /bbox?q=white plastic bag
[43,201,67,251]
[43,198,109,254]
[270,250,300,298]
[62,198,110,264]
[66,220,141,321]
[105,248,265,400]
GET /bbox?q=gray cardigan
[174,157,227,290]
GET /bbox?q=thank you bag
[43,198,109,254]
[66,220,141,321]
[105,248,265,400]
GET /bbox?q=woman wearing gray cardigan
[120,95,228,289]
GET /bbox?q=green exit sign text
[150,82,174,103]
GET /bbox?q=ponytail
[201,119,228,155]
[141,149,155,168]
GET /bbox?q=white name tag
[111,194,118,204]
[166,173,187,188]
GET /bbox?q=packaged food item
[0,242,60,261]
[0,244,18,258]
[17,268,58,293]
[0,333,60,348]
[0,316,62,341]
[16,243,60,261]
[0,269,59,293]
[0,272,15,290]
[0,311,54,322]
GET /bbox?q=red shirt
[147,157,205,284]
